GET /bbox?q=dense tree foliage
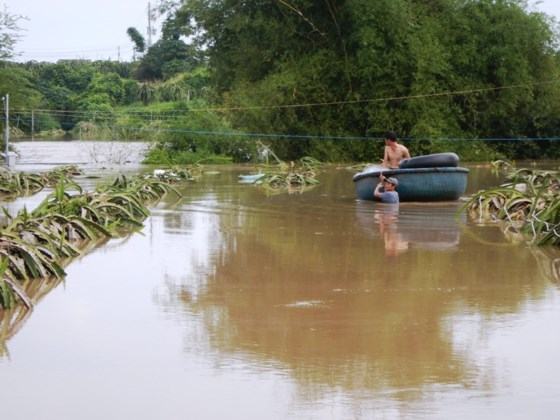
[17,61,136,130]
[166,0,560,160]
[0,62,41,112]
[127,27,146,55]
[136,38,198,80]
[135,15,201,81]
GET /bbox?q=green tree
[0,63,41,108]
[0,5,25,59]
[127,27,146,57]
[137,82,156,105]
[165,0,560,160]
[84,72,125,105]
[136,38,198,81]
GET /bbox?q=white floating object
[238,173,265,183]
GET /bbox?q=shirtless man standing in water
[382,131,410,169]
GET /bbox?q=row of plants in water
[0,170,186,311]
[0,165,82,200]
[256,157,322,194]
[0,155,316,312]
[466,161,560,246]
[244,143,323,194]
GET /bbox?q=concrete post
[4,94,9,157]
[2,94,15,168]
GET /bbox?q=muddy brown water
[0,141,559,419]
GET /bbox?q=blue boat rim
[352,167,469,182]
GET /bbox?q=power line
[17,48,134,60]
[8,116,560,142]
[19,46,133,54]
[9,75,560,119]
[14,78,560,115]
[8,78,560,142]
[181,79,560,112]
[147,2,154,49]
[11,109,189,123]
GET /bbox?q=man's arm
[382,146,390,167]
[402,145,411,159]
[374,184,383,199]
[374,178,384,199]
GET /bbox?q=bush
[143,147,233,164]
[35,129,67,139]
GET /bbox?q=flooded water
[1,141,559,419]
[12,139,149,172]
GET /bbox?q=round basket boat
[398,152,459,169]
[353,166,469,202]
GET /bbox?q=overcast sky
[4,0,560,62]
[5,0,155,62]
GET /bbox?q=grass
[143,148,233,165]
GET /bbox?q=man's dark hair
[384,131,397,141]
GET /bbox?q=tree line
[2,0,560,163]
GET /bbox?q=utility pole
[118,46,121,62]
[31,109,34,141]
[1,94,14,167]
[3,94,9,157]
[147,2,153,49]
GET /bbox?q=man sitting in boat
[374,175,399,203]
[382,131,410,169]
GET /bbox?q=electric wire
[11,77,560,115]
[6,78,560,142]
[7,115,560,142]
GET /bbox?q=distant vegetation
[2,0,560,163]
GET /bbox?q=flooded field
[1,141,559,419]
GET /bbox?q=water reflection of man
[374,175,400,203]
[374,206,409,257]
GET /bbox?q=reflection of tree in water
[0,277,62,357]
[163,200,558,398]
[533,247,560,284]
[0,179,220,355]
[0,172,227,356]
[0,230,121,357]
[0,305,32,358]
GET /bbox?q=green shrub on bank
[143,147,232,164]
[34,129,67,139]
[8,127,25,139]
